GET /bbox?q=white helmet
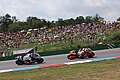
[85,48,88,51]
[82,48,85,51]
[30,53,36,57]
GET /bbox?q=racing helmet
[82,48,85,51]
[30,53,36,57]
[88,48,91,51]
[84,48,88,51]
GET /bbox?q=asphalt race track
[0,48,120,70]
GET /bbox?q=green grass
[3,39,97,56]
[1,59,120,80]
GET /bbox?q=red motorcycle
[67,49,95,60]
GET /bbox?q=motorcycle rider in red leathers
[77,48,93,58]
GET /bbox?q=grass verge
[0,59,120,80]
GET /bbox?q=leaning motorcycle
[13,48,44,65]
[15,56,44,65]
[67,50,95,60]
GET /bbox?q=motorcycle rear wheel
[67,54,76,60]
[16,60,24,65]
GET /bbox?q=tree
[8,21,28,32]
[50,20,56,27]
[46,21,51,28]
[85,16,93,23]
[26,16,46,29]
[75,16,85,24]
[8,22,22,32]
[56,18,64,26]
[93,13,104,23]
[117,17,120,21]
[12,16,18,23]
[0,14,14,32]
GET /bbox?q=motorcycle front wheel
[88,52,95,58]
[36,58,44,63]
[15,60,24,65]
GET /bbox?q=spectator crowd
[0,21,120,50]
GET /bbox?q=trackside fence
[0,44,120,61]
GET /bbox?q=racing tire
[36,58,44,63]
[67,54,76,60]
[15,60,24,65]
[79,54,85,59]
[88,52,95,58]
